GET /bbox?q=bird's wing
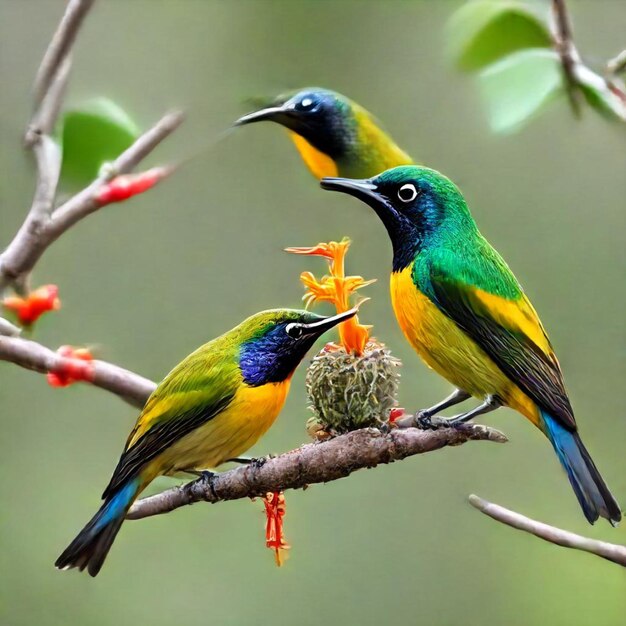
[102,345,240,498]
[424,243,575,430]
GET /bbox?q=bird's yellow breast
[158,379,291,474]
[390,267,537,420]
[288,131,338,179]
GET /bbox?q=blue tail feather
[56,478,140,576]
[542,410,621,525]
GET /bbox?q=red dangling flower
[95,166,172,206]
[47,345,95,387]
[2,284,60,326]
[261,491,290,566]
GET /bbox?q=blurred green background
[1,1,624,625]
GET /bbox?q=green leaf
[576,65,626,122]
[447,0,551,72]
[59,98,140,185]
[479,49,563,133]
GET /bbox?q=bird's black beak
[234,104,294,127]
[320,177,379,203]
[302,307,358,336]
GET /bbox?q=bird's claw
[415,411,435,430]
[199,470,218,499]
[415,412,451,430]
[251,456,269,469]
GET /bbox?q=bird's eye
[295,95,318,112]
[285,323,303,339]
[398,183,418,203]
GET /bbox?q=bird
[235,87,413,179]
[56,307,356,576]
[321,165,622,526]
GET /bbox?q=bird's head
[321,166,474,271]
[236,308,357,386]
[235,88,411,179]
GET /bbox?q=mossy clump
[305,339,401,433]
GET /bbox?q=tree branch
[469,495,626,567]
[32,0,95,107]
[0,334,155,408]
[127,424,507,520]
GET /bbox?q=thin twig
[0,318,21,337]
[33,0,95,106]
[0,334,155,408]
[551,0,582,115]
[607,50,626,77]
[127,425,507,520]
[469,495,626,567]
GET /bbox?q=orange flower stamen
[286,238,374,356]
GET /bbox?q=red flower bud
[47,345,95,387]
[2,284,60,326]
[95,166,171,206]
[388,407,406,424]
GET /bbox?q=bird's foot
[199,470,218,499]
[415,412,452,430]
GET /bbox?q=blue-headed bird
[235,87,413,179]
[321,165,621,525]
[56,307,356,576]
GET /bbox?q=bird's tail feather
[55,478,140,577]
[542,410,621,525]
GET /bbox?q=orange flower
[2,284,60,326]
[47,345,95,387]
[262,491,290,567]
[286,238,374,356]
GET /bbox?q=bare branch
[469,495,626,567]
[0,0,183,414]
[127,424,507,520]
[27,56,72,146]
[33,0,95,106]
[0,334,155,408]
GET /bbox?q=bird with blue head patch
[235,87,413,179]
[322,165,622,527]
[56,306,356,576]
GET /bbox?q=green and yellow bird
[322,166,621,525]
[56,307,355,576]
[235,87,412,179]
